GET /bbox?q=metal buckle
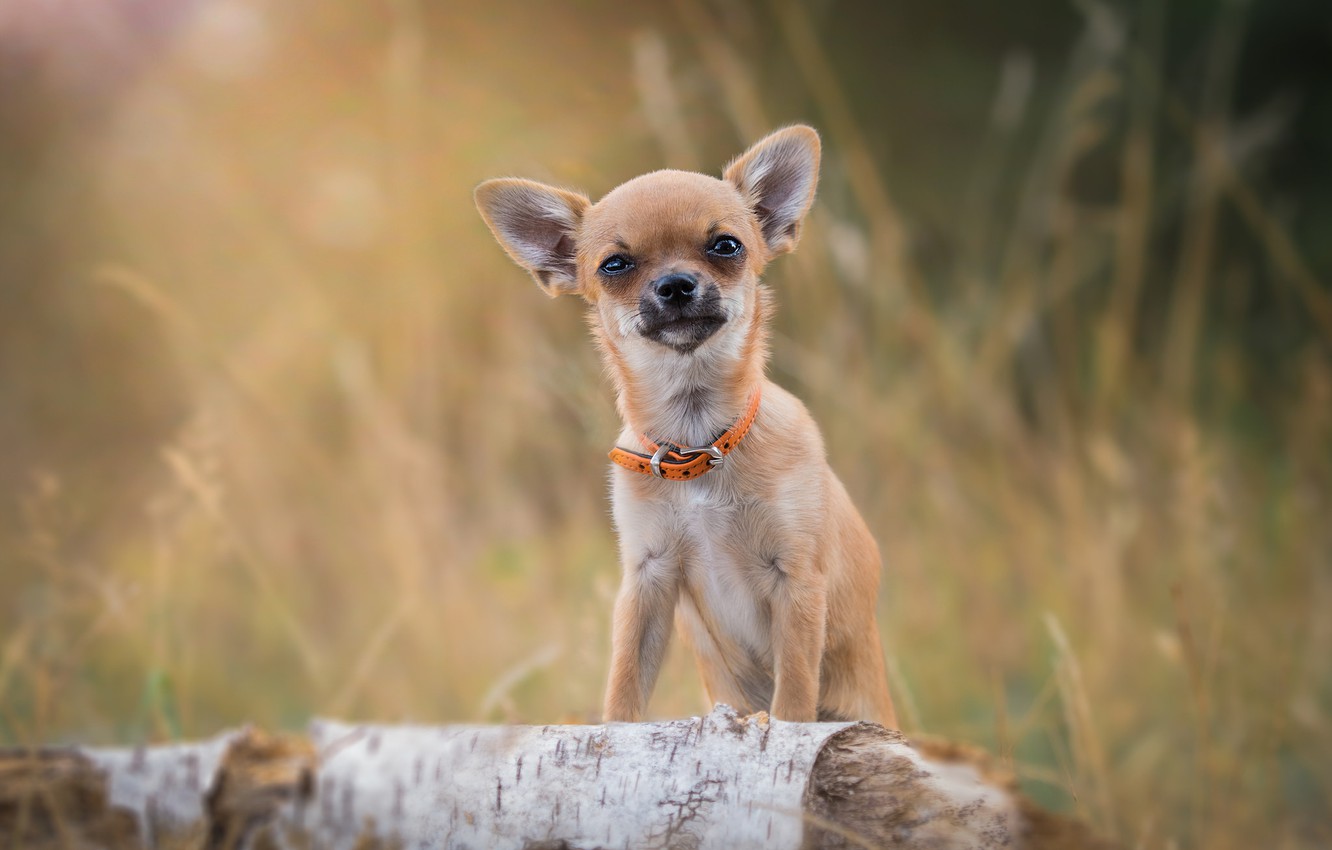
[649,442,725,479]
[680,445,726,466]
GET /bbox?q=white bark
[0,704,1112,850]
[85,732,238,845]
[306,705,887,849]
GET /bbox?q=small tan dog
[476,126,897,727]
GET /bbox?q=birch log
[0,704,1113,850]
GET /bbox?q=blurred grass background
[1,0,1330,845]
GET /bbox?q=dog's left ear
[724,125,821,257]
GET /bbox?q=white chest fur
[610,471,772,658]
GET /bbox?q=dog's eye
[598,255,634,276]
[708,236,743,257]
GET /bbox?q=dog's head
[475,126,820,357]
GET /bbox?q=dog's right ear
[724,125,821,257]
[475,178,590,297]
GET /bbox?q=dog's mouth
[635,281,729,353]
[641,314,727,352]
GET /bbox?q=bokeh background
[2,0,1330,845]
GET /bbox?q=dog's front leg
[603,556,679,722]
[769,565,828,722]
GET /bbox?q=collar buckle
[679,444,726,466]
[648,443,725,479]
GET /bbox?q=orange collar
[609,389,762,481]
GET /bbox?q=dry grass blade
[325,596,415,718]
[633,31,702,170]
[767,0,918,300]
[1161,0,1246,400]
[162,447,326,685]
[1044,612,1115,838]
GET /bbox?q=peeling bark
[0,705,1113,850]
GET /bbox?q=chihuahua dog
[475,126,897,727]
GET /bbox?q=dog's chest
[620,478,775,655]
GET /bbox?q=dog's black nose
[654,273,697,304]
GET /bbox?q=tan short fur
[475,126,897,726]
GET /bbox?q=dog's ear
[475,178,590,296]
[724,125,821,257]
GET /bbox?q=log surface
[308,707,897,850]
[0,704,1114,850]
